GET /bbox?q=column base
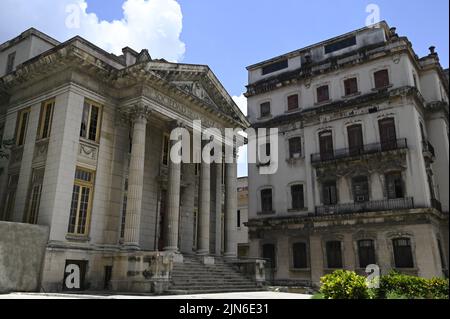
[122,243,141,251]
[163,246,179,253]
[196,249,209,256]
[223,252,237,259]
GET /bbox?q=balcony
[311,138,408,165]
[422,140,436,161]
[315,197,414,216]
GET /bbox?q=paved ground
[0,291,312,299]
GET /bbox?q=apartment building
[246,22,449,287]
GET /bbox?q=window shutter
[287,94,299,110]
[374,69,389,89]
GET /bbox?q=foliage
[374,271,449,299]
[320,270,370,299]
[319,270,449,299]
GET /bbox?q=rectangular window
[120,178,128,239]
[289,137,302,158]
[326,241,343,268]
[16,108,30,146]
[262,59,288,75]
[1,174,19,221]
[162,134,170,166]
[260,102,271,118]
[319,131,334,160]
[261,189,273,213]
[344,78,358,96]
[347,124,364,155]
[37,99,55,140]
[378,118,397,150]
[437,239,446,270]
[352,176,369,203]
[324,36,356,54]
[317,85,330,103]
[358,239,376,268]
[323,181,337,205]
[291,184,304,210]
[292,242,308,269]
[385,173,404,199]
[374,69,390,89]
[68,168,94,236]
[393,238,414,268]
[287,94,299,111]
[237,209,241,227]
[6,52,16,73]
[80,100,102,142]
[25,169,45,224]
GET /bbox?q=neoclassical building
[246,22,449,287]
[0,29,252,293]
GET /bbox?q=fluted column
[197,160,211,255]
[215,161,223,255]
[224,159,238,258]
[164,129,182,252]
[123,105,151,249]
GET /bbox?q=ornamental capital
[130,103,152,122]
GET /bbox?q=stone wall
[0,222,49,293]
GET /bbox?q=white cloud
[232,93,248,116]
[0,0,185,62]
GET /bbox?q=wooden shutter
[347,124,363,155]
[319,131,333,160]
[374,69,389,89]
[379,118,396,150]
[317,85,329,103]
[344,78,358,95]
[287,94,299,110]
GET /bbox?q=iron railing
[315,197,414,215]
[311,138,408,164]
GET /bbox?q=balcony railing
[311,138,408,164]
[315,197,414,216]
[422,140,436,158]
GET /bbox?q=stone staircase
[168,256,266,294]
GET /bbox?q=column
[197,160,211,255]
[215,162,223,255]
[163,129,182,252]
[123,104,151,249]
[224,160,238,258]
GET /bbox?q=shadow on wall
[0,221,49,293]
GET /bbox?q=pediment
[172,81,215,106]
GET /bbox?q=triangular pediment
[172,81,215,106]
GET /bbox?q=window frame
[80,100,103,143]
[343,77,359,96]
[24,168,45,225]
[67,167,95,236]
[357,239,376,268]
[292,242,308,269]
[37,99,55,140]
[1,174,19,221]
[260,188,273,214]
[290,184,305,211]
[326,240,343,269]
[352,175,370,203]
[287,94,299,111]
[373,69,390,89]
[385,172,405,199]
[316,84,330,103]
[259,101,271,118]
[288,136,302,159]
[161,133,170,166]
[322,180,338,206]
[15,108,31,146]
[6,52,16,74]
[392,237,415,269]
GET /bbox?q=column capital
[130,103,152,123]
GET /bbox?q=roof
[246,21,390,70]
[0,28,60,52]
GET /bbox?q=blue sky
[85,0,449,97]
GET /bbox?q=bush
[320,270,370,299]
[375,271,449,299]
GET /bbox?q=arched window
[393,238,414,268]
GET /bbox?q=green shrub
[426,277,449,299]
[375,272,449,299]
[320,270,370,299]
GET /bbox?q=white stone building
[246,22,449,287]
[236,176,249,257]
[0,29,261,293]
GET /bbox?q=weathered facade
[0,28,251,293]
[246,22,449,287]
